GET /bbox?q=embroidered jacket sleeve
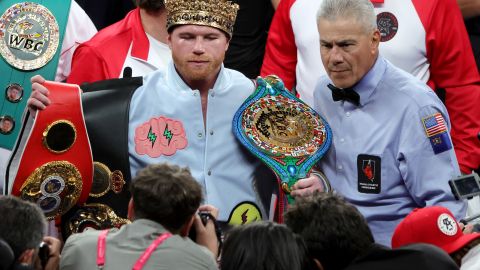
[260,0,297,90]
[413,0,480,173]
[398,104,466,220]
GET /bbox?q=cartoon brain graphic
[135,116,188,157]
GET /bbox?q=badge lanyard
[96,229,173,270]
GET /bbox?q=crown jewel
[165,0,239,36]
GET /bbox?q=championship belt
[6,81,93,220]
[233,76,332,208]
[63,203,130,237]
[0,0,71,150]
[60,76,142,238]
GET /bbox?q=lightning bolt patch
[228,201,262,226]
[163,124,173,145]
[241,209,249,224]
[147,127,157,148]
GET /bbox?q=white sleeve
[55,0,97,81]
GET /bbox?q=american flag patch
[422,113,447,137]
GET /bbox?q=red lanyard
[96,229,172,270]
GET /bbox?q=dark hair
[450,238,480,266]
[221,221,313,270]
[0,196,46,259]
[130,163,203,232]
[134,0,165,12]
[285,193,374,270]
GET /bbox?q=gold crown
[165,0,239,36]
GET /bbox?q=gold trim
[65,203,130,236]
[42,120,77,154]
[165,0,239,36]
[89,162,112,198]
[20,161,83,220]
[110,170,125,194]
[281,182,291,194]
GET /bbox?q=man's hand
[290,174,324,197]
[194,205,220,257]
[28,75,51,118]
[42,236,61,270]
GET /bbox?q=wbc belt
[233,76,332,219]
[6,81,93,220]
[0,0,71,150]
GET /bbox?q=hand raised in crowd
[290,174,325,197]
[193,204,220,258]
[28,75,51,118]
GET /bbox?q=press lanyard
[96,229,172,269]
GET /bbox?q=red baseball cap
[391,206,480,254]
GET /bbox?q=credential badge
[0,2,60,70]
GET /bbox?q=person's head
[285,193,374,270]
[0,196,46,267]
[0,117,13,133]
[7,85,21,101]
[392,206,480,266]
[134,0,165,12]
[129,163,203,234]
[164,0,238,87]
[316,0,380,89]
[221,221,313,270]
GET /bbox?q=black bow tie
[327,84,360,106]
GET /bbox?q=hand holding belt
[7,81,93,220]
[328,83,360,106]
[233,75,332,222]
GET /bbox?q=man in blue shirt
[314,0,466,246]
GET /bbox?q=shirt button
[207,170,212,176]
[338,165,343,170]
[197,132,203,138]
[193,92,198,97]
[340,138,345,143]
[346,112,351,117]
[209,130,214,135]
[210,92,215,97]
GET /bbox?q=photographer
[0,196,61,270]
[60,163,219,270]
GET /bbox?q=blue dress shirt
[314,56,467,246]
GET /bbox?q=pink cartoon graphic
[135,116,188,157]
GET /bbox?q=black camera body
[449,172,480,200]
[188,212,223,248]
[38,242,50,268]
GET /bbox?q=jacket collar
[127,8,150,61]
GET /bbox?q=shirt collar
[353,55,386,106]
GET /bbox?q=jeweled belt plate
[233,76,332,202]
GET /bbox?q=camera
[38,242,50,268]
[449,172,480,200]
[188,212,223,249]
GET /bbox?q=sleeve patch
[422,113,452,154]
